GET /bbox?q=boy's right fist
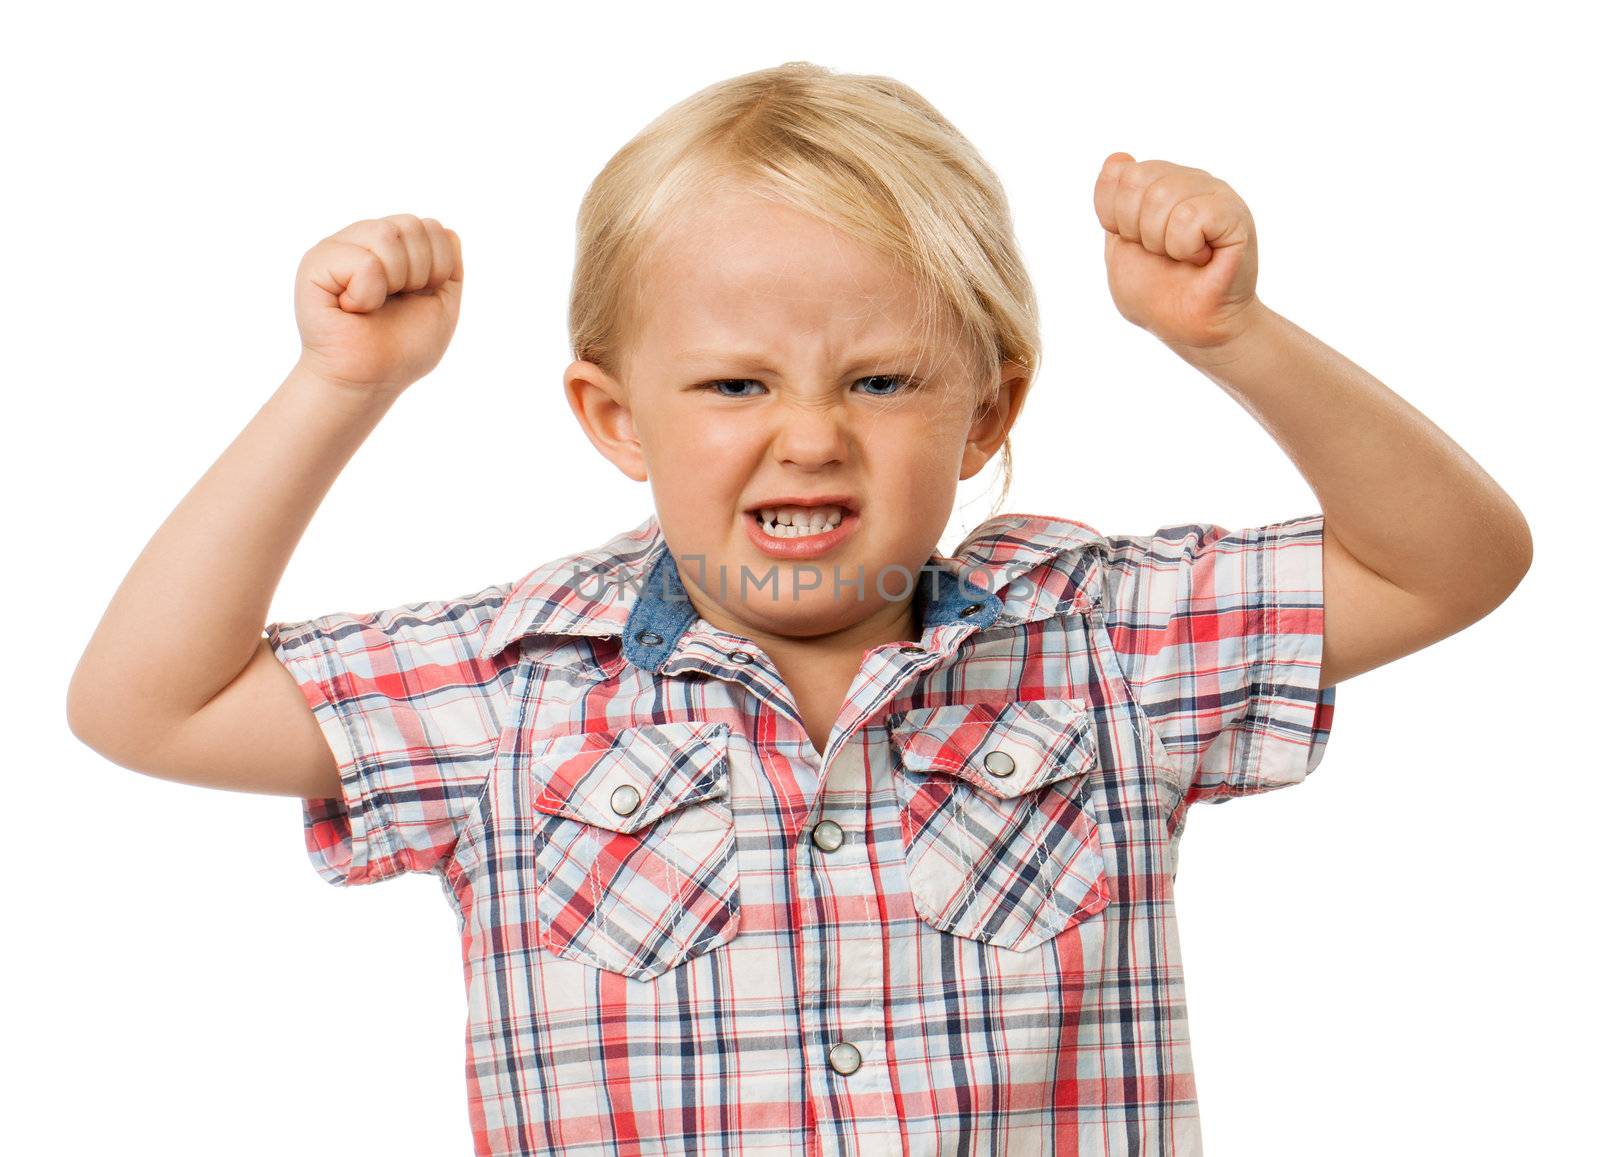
[293,214,464,395]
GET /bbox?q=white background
[10,1,1593,1153]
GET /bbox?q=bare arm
[1166,302,1533,688]
[66,214,464,799]
[66,365,394,797]
[1093,154,1532,689]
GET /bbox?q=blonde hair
[569,61,1041,513]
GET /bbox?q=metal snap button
[901,643,926,654]
[958,603,984,618]
[635,629,664,646]
[828,1041,862,1075]
[811,819,845,853]
[982,750,1016,777]
[609,783,641,817]
[729,650,755,664]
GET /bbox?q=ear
[564,360,648,482]
[959,360,1032,481]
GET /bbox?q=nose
[771,398,849,469]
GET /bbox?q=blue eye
[697,375,920,398]
[702,379,768,398]
[854,374,918,396]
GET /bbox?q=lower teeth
[761,520,837,538]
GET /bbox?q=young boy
[67,62,1531,1157]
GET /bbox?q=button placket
[798,742,886,1104]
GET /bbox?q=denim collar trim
[618,539,1004,672]
[478,510,1102,662]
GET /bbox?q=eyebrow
[675,347,927,370]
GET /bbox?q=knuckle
[1170,199,1200,223]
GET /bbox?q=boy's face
[564,184,1029,650]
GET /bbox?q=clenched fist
[293,214,464,395]
[1094,153,1261,353]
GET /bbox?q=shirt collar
[476,510,1102,665]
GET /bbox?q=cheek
[639,410,754,495]
[639,404,726,459]
[687,418,759,460]
[868,411,970,477]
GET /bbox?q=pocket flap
[888,698,1097,799]
[527,720,731,834]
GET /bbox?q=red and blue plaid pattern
[527,720,740,979]
[266,509,1335,1155]
[888,697,1111,952]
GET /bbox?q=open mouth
[741,496,861,558]
[742,496,859,538]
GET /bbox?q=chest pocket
[887,697,1110,952]
[524,720,739,981]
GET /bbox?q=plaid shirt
[266,509,1335,1156]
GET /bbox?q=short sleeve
[265,583,514,887]
[1096,513,1337,813]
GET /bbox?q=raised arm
[66,215,464,799]
[1092,153,1532,687]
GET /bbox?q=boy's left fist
[1094,153,1262,353]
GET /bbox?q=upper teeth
[758,505,846,537]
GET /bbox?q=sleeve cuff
[266,619,391,887]
[1230,518,1337,796]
